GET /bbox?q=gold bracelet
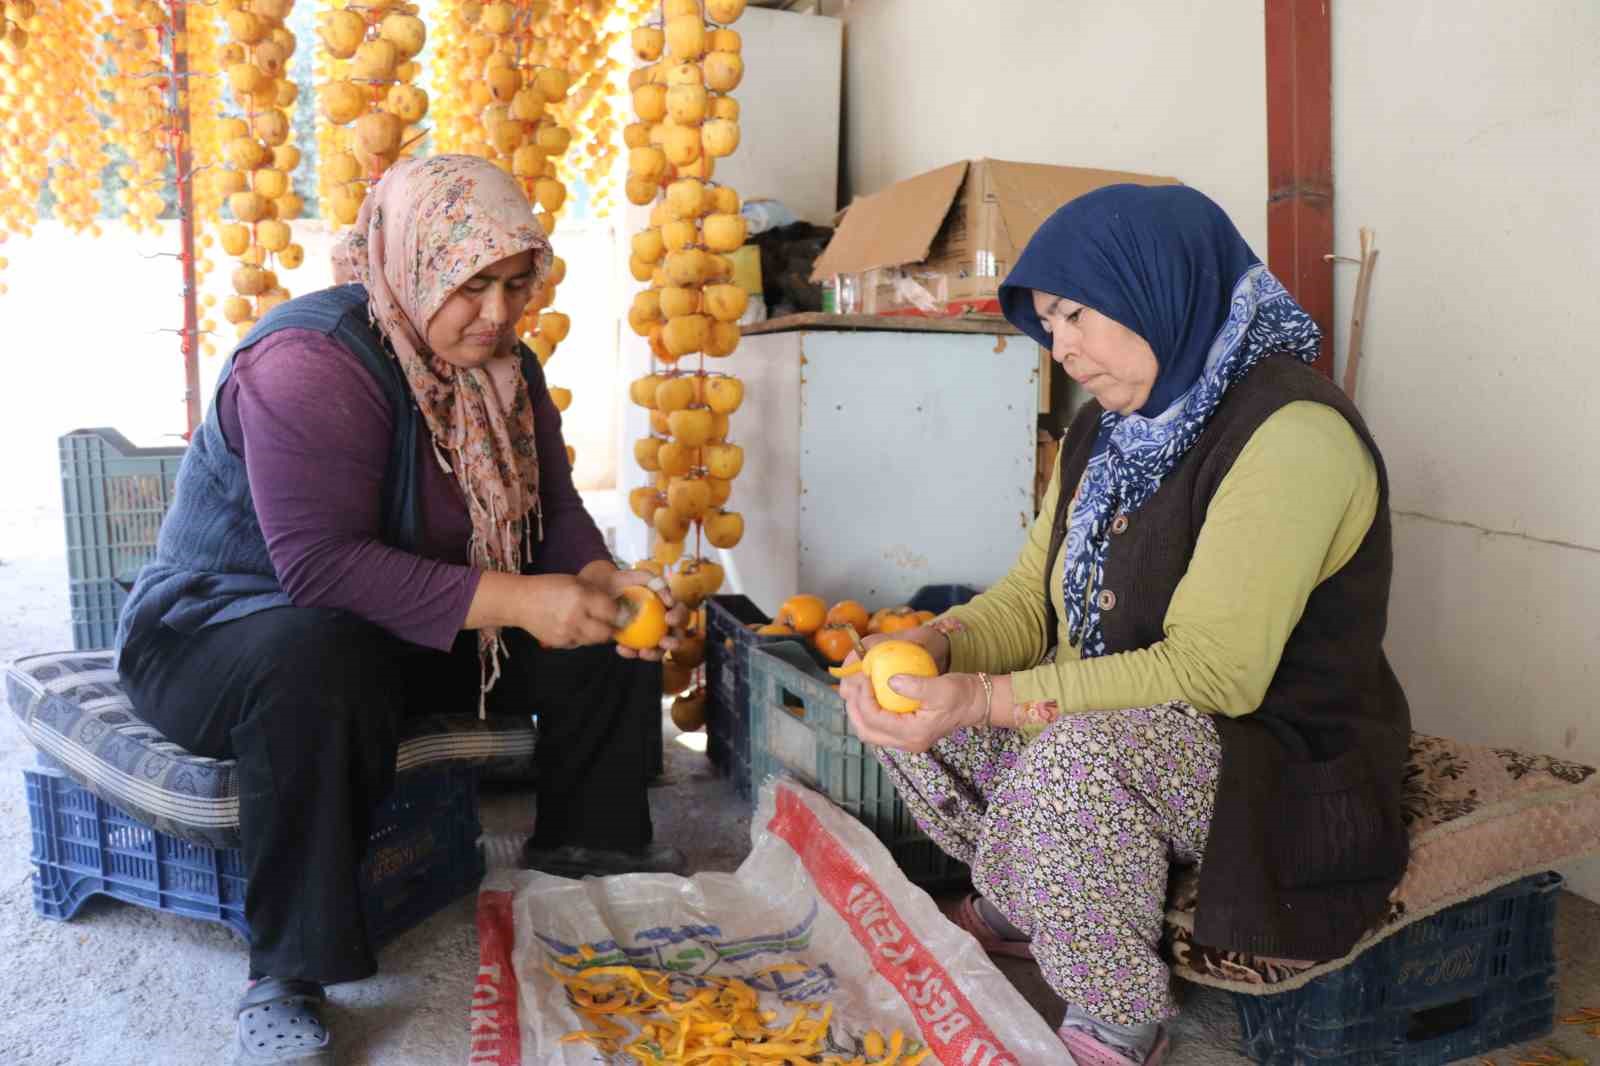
[976,671,994,729]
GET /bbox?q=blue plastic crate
[1233,872,1561,1066]
[26,762,484,949]
[58,428,186,650]
[747,640,969,888]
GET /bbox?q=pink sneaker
[1057,1023,1169,1066]
[938,893,1035,960]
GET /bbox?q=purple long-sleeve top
[217,328,610,650]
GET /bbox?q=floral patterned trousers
[875,702,1222,1025]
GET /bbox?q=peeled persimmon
[670,689,707,731]
[776,594,826,635]
[672,632,706,668]
[613,586,668,650]
[662,658,695,695]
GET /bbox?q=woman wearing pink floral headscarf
[118,156,685,1064]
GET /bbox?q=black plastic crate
[704,594,826,800]
[1233,872,1562,1066]
[747,640,969,889]
[706,587,982,801]
[27,763,484,949]
[59,429,186,650]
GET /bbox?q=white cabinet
[716,317,1040,615]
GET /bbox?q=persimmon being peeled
[613,585,668,650]
[828,640,938,713]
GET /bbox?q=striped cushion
[5,651,537,849]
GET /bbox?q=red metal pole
[1265,0,1334,377]
[170,0,202,435]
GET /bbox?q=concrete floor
[3,510,1599,1065]
[3,709,1599,1066]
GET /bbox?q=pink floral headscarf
[335,155,552,708]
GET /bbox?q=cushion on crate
[1163,732,1600,993]
[5,650,538,849]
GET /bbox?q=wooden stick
[1340,227,1379,403]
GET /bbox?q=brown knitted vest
[1045,356,1411,960]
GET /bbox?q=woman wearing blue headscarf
[837,185,1410,1064]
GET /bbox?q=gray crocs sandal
[235,977,334,1064]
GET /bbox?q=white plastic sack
[471,776,1064,1065]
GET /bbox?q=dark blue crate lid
[908,584,982,614]
[1233,872,1561,1066]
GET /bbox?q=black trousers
[119,606,660,985]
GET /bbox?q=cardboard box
[811,158,1181,317]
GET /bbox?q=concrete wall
[711,6,842,225]
[1331,0,1600,899]
[830,0,1600,898]
[832,0,1267,250]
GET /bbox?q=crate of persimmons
[694,586,979,804]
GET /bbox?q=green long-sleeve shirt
[946,401,1378,728]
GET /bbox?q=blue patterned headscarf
[998,184,1322,657]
